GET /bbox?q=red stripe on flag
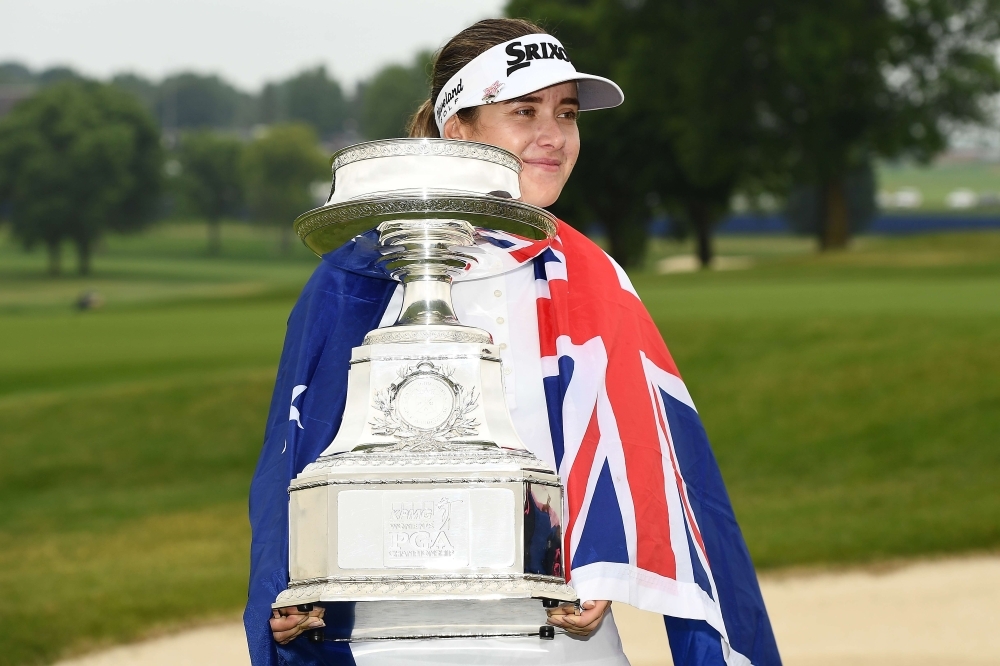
[637,317,680,377]
[565,407,601,580]
[607,351,677,579]
[535,297,558,358]
[537,220,699,582]
[654,392,708,564]
[509,239,549,264]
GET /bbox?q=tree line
[4,0,1000,273]
[508,0,1000,266]
[0,82,329,275]
[0,55,433,274]
[0,52,431,141]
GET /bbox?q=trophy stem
[396,275,459,326]
[378,219,478,328]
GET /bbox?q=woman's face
[443,81,581,208]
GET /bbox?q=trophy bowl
[278,139,576,642]
[293,138,557,258]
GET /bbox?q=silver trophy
[275,139,578,642]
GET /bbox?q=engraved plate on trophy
[383,490,470,568]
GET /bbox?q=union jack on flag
[530,222,780,666]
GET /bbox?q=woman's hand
[270,605,326,645]
[546,600,610,637]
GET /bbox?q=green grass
[633,234,1000,565]
[1,222,1000,664]
[0,222,316,665]
[0,220,315,314]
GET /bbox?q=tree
[242,124,327,252]
[359,52,432,139]
[259,82,282,126]
[36,67,85,85]
[0,62,34,84]
[763,0,1000,248]
[111,72,159,112]
[785,162,878,239]
[0,81,162,275]
[544,106,672,268]
[259,66,349,137]
[157,73,256,130]
[507,1,777,268]
[175,131,245,254]
[283,66,348,137]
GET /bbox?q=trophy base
[298,598,570,641]
[281,322,578,641]
[279,444,578,640]
[274,572,576,607]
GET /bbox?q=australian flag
[244,222,781,666]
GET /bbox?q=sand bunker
[54,554,1000,666]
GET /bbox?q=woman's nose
[534,115,567,150]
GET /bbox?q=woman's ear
[442,115,473,140]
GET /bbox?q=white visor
[433,34,624,134]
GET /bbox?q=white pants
[351,608,630,665]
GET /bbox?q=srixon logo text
[506,41,571,76]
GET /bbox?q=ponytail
[407,100,439,138]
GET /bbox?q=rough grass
[1,223,999,664]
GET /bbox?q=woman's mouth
[522,158,561,173]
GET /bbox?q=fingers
[547,600,610,637]
[270,615,325,645]
[545,602,581,617]
[270,606,325,645]
[272,606,325,620]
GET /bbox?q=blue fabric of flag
[542,355,574,468]
[660,390,782,666]
[570,461,630,568]
[665,617,729,666]
[244,233,394,666]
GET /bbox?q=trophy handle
[296,603,324,644]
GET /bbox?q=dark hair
[407,18,546,138]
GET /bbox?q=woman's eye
[559,109,579,120]
[514,107,535,117]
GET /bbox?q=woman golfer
[248,17,779,666]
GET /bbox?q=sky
[0,0,507,91]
